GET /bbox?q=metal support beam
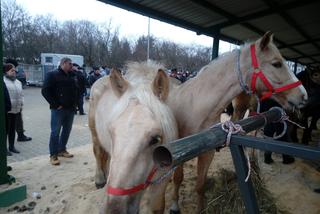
[230,135,320,161]
[212,35,220,60]
[278,38,320,49]
[293,61,298,75]
[0,6,8,185]
[230,144,259,214]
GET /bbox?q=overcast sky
[15,0,234,52]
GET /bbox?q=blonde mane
[110,61,177,143]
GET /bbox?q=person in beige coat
[3,63,23,155]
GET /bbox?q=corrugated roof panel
[141,0,227,26]
[221,25,260,42]
[207,0,268,17]
[295,44,319,55]
[299,58,314,64]
[280,48,300,59]
[287,2,320,38]
[248,14,305,44]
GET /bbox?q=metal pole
[0,4,8,185]
[211,33,220,60]
[147,17,150,62]
[230,144,259,214]
[153,108,282,167]
[293,60,298,75]
[231,135,320,161]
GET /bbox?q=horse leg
[169,165,184,214]
[195,151,215,213]
[300,117,309,145]
[150,178,170,214]
[93,141,109,189]
[302,127,312,145]
[310,116,318,130]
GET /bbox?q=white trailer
[40,53,84,68]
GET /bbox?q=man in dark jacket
[88,66,102,86]
[72,63,87,115]
[41,57,78,165]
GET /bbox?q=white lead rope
[214,120,252,182]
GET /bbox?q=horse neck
[170,47,252,133]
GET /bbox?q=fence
[20,64,92,86]
[153,108,320,214]
[20,64,54,86]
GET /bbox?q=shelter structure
[99,0,320,71]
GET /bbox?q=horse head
[242,32,308,110]
[103,66,177,213]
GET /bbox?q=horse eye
[313,73,320,78]
[149,135,162,146]
[272,61,282,68]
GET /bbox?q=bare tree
[1,0,211,71]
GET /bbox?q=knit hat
[3,63,15,73]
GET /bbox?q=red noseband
[250,44,302,100]
[106,167,157,196]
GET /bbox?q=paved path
[7,87,91,163]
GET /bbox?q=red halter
[250,44,302,101]
[106,167,157,196]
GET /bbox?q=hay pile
[203,161,290,214]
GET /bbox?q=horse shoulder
[89,76,113,143]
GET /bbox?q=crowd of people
[169,68,196,83]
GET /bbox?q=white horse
[89,62,178,213]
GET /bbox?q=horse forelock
[125,61,165,83]
[110,63,177,144]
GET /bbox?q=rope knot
[220,120,244,146]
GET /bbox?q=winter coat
[3,81,11,113]
[3,76,23,114]
[41,68,78,110]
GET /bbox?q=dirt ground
[0,140,319,214]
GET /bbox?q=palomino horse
[89,62,178,213]
[166,32,308,213]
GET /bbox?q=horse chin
[106,194,141,214]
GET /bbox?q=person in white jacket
[3,63,23,155]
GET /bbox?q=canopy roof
[99,0,320,67]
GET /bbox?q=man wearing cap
[72,63,87,115]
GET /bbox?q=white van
[40,53,84,68]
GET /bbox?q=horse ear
[152,69,169,101]
[110,68,129,97]
[259,31,273,51]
